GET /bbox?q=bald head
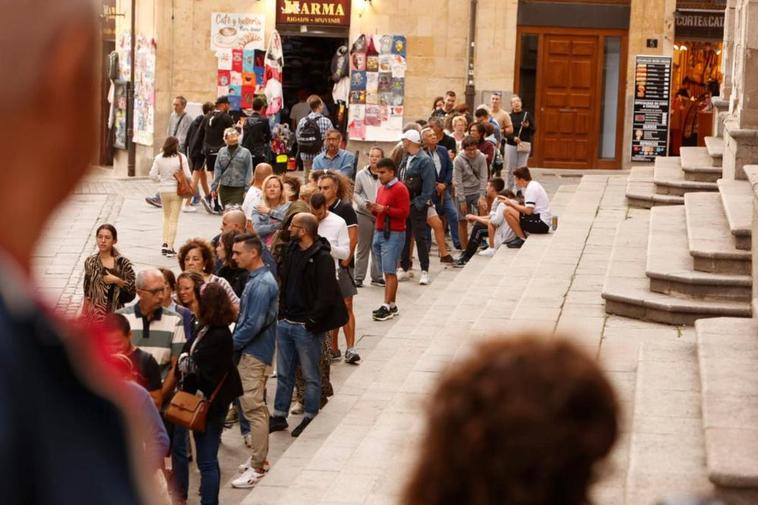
[221,209,247,233]
[136,268,165,290]
[253,163,273,186]
[296,213,319,239]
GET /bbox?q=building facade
[103,0,727,174]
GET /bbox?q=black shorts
[190,155,206,172]
[520,213,550,234]
[205,153,218,172]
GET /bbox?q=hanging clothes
[264,30,284,117]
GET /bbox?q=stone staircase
[239,175,632,505]
[604,143,752,324]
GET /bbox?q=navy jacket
[427,145,454,187]
[398,150,436,212]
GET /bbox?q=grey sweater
[353,166,381,218]
[453,151,488,202]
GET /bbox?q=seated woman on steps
[402,335,618,505]
[500,166,552,249]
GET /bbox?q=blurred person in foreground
[0,0,155,502]
[402,336,619,505]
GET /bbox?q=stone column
[721,0,738,101]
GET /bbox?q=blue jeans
[432,191,460,246]
[193,413,225,505]
[273,320,323,418]
[171,424,189,500]
[372,230,406,274]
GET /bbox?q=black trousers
[462,223,488,261]
[401,205,430,272]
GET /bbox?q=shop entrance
[516,27,628,169]
[279,34,348,130]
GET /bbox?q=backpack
[297,116,324,155]
[242,114,269,157]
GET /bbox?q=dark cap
[216,95,230,105]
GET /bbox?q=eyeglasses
[139,287,166,295]
[289,224,303,230]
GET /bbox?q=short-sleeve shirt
[524,180,552,225]
[118,304,186,375]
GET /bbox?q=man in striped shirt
[117,268,186,403]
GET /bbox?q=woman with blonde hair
[250,174,291,246]
[149,136,193,256]
[450,114,469,152]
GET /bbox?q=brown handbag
[164,372,227,433]
[174,155,194,198]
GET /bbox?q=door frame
[515,26,628,169]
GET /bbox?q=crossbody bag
[516,112,531,154]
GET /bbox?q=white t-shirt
[242,186,263,221]
[318,211,350,275]
[524,180,552,225]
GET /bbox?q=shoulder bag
[174,155,194,198]
[516,112,531,154]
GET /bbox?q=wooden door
[538,34,600,169]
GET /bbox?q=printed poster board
[348,34,407,142]
[631,55,672,161]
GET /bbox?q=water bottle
[551,215,559,232]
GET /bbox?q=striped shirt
[117,303,186,373]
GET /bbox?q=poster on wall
[347,34,407,142]
[211,13,265,52]
[212,14,265,112]
[133,36,156,146]
[631,55,672,161]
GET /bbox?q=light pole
[465,0,478,111]
[126,0,136,177]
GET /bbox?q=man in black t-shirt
[316,172,361,364]
[105,313,162,397]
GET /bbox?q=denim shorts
[372,230,406,274]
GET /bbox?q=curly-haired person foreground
[402,336,619,505]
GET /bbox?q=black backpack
[297,116,323,154]
[242,114,269,157]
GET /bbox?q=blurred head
[511,95,523,112]
[103,313,132,355]
[368,147,384,170]
[282,174,301,201]
[158,267,177,307]
[452,115,468,134]
[513,166,532,188]
[224,127,240,146]
[487,178,505,198]
[325,128,342,154]
[231,233,264,271]
[308,94,323,112]
[221,209,246,234]
[444,91,456,111]
[427,117,445,138]
[421,127,437,149]
[474,107,490,121]
[95,224,118,255]
[469,122,485,142]
[490,92,502,111]
[198,283,235,327]
[135,269,167,313]
[432,96,444,110]
[178,239,215,275]
[0,0,98,271]
[176,271,204,308]
[289,213,318,243]
[162,136,179,157]
[173,96,187,114]
[462,136,479,159]
[402,336,618,505]
[253,163,273,186]
[217,230,240,266]
[262,175,286,207]
[375,158,397,185]
[252,97,266,113]
[309,192,328,221]
[216,96,230,112]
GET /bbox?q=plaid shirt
[296,112,333,161]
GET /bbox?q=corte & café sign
[276,0,351,26]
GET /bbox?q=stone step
[241,180,599,505]
[705,136,724,162]
[647,206,751,302]
[717,178,752,251]
[623,341,715,505]
[696,318,758,495]
[681,146,723,182]
[654,157,719,196]
[626,166,684,208]
[684,193,752,275]
[601,210,751,325]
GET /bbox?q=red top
[372,180,410,232]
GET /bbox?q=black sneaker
[291,416,313,437]
[390,305,399,317]
[454,257,467,268]
[373,305,393,321]
[344,348,361,364]
[370,279,386,287]
[330,348,341,362]
[440,254,454,263]
[506,237,525,249]
[213,198,223,213]
[165,248,177,257]
[269,416,288,433]
[161,243,170,256]
[201,196,214,215]
[355,279,364,288]
[145,196,162,208]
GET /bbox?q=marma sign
[277,0,352,26]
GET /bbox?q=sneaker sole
[345,356,360,364]
[200,199,214,214]
[372,313,395,321]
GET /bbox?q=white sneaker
[238,456,252,473]
[231,467,265,489]
[478,248,496,257]
[396,268,408,281]
[419,271,430,285]
[182,205,197,213]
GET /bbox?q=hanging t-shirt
[524,180,552,225]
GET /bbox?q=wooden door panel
[537,33,600,168]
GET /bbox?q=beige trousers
[238,353,269,470]
[159,191,183,248]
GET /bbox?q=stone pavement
[32,168,718,505]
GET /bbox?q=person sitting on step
[500,166,552,249]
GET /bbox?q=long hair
[176,271,203,309]
[402,335,618,505]
[262,175,287,208]
[198,283,235,326]
[178,238,216,274]
[317,171,353,201]
[162,136,179,157]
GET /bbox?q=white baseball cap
[401,130,422,144]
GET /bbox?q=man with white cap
[397,129,436,285]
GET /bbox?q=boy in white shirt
[500,166,552,249]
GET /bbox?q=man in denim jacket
[211,128,253,209]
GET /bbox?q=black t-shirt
[128,348,162,392]
[283,245,311,322]
[203,110,235,153]
[329,199,357,267]
[438,133,456,156]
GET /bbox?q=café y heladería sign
[277,0,351,26]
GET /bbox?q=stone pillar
[721,0,738,101]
